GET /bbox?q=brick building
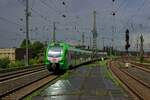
[0,48,33,62]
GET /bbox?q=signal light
[125,29,130,51]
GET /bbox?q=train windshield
[48,47,63,57]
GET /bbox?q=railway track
[2,75,58,100]
[0,64,44,76]
[121,69,150,89]
[0,59,101,99]
[0,66,45,81]
[109,61,150,100]
[118,60,150,86]
[0,65,56,99]
[130,62,150,73]
[118,57,150,72]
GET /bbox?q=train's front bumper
[45,57,64,64]
[45,57,65,70]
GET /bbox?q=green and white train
[45,42,105,73]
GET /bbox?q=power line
[128,0,147,21]
[112,0,147,34]
[30,0,49,22]
[18,0,51,23]
[31,8,51,22]
[39,0,68,18]
[0,16,23,27]
[51,0,62,12]
[0,0,12,8]
[116,0,129,12]
[0,14,45,35]
[0,32,23,36]
[117,0,147,34]
[39,0,61,15]
[31,0,35,9]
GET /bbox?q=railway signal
[125,29,130,54]
[62,1,66,5]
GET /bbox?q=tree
[31,41,44,58]
[0,58,10,68]
[20,39,31,48]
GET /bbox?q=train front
[45,46,65,72]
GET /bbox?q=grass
[100,60,131,96]
[99,60,120,86]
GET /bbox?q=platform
[32,62,133,100]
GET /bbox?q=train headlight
[60,50,63,55]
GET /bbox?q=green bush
[0,57,43,69]
[29,59,38,65]
[38,56,44,63]
[0,58,10,68]
[29,57,44,65]
[9,60,25,68]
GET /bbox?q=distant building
[0,48,33,62]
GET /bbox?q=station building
[0,48,33,62]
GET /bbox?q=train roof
[47,42,92,53]
[48,42,71,48]
[68,48,92,53]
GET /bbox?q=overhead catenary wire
[0,0,13,8]
[17,0,52,39]
[115,0,129,12]
[0,16,23,27]
[18,0,51,23]
[127,0,147,23]
[115,0,148,51]
[31,8,51,22]
[39,0,62,15]
[117,0,147,34]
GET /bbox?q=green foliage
[38,56,44,63]
[20,39,32,48]
[99,60,119,85]
[31,41,44,58]
[29,57,44,65]
[0,57,43,70]
[29,58,39,65]
[20,39,45,58]
[9,60,25,68]
[9,58,42,69]
[0,58,10,68]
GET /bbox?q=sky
[0,0,150,51]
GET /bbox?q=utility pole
[111,25,114,55]
[82,32,84,46]
[140,34,144,63]
[92,11,97,58]
[136,38,139,56]
[102,37,105,50]
[89,36,91,50]
[111,0,116,56]
[53,22,56,43]
[25,0,30,66]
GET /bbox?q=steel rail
[109,61,150,100]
